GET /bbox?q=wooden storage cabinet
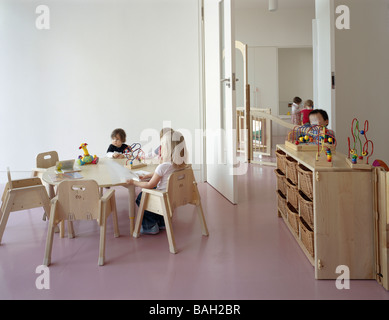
[275,144,375,280]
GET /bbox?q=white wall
[278,47,313,115]
[235,6,315,47]
[333,0,389,162]
[248,47,278,111]
[0,0,201,182]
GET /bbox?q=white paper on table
[105,160,140,184]
[133,170,150,176]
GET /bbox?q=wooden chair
[133,167,209,253]
[0,168,51,244]
[32,151,59,179]
[43,179,119,266]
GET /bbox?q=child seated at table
[308,109,336,142]
[106,128,128,159]
[126,129,188,235]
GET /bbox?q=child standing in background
[301,99,314,125]
[290,97,302,125]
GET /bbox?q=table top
[277,144,372,172]
[42,157,158,188]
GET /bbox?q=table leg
[48,184,55,199]
[127,185,135,235]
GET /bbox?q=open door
[203,0,238,204]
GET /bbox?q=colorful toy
[373,160,389,171]
[286,124,336,153]
[285,124,336,167]
[123,143,146,169]
[346,118,374,168]
[77,143,99,166]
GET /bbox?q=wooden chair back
[166,167,197,214]
[36,151,59,169]
[55,180,101,223]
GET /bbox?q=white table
[42,157,157,234]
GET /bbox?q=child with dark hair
[291,96,302,125]
[106,128,128,158]
[309,109,336,142]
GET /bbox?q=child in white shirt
[290,96,302,126]
[126,129,188,234]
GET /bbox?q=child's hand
[126,179,134,185]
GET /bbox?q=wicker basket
[277,190,287,218]
[298,190,314,230]
[274,169,286,196]
[276,149,287,174]
[287,202,299,236]
[300,217,314,257]
[297,164,313,200]
[285,156,298,185]
[285,178,298,210]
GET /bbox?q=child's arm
[126,172,161,189]
[138,172,153,180]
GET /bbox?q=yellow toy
[77,143,99,166]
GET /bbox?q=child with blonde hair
[126,129,188,234]
[301,99,314,125]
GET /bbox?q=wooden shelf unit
[275,144,375,280]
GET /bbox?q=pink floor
[0,164,388,300]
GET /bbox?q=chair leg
[68,221,75,239]
[161,194,177,254]
[98,215,107,266]
[196,203,209,236]
[133,192,147,238]
[59,220,65,238]
[111,196,120,238]
[43,212,57,266]
[0,194,15,244]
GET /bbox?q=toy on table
[123,143,146,169]
[77,143,99,166]
[346,118,374,169]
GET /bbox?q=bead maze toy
[76,143,99,166]
[285,124,337,167]
[346,118,374,169]
[285,125,336,152]
[123,143,146,169]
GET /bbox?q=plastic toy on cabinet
[285,124,336,153]
[346,118,374,169]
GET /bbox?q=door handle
[221,78,231,88]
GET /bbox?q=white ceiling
[235,0,315,10]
